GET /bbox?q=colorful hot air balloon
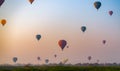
[0,0,5,7]
[1,19,6,26]
[109,11,113,16]
[94,1,101,10]
[29,0,34,4]
[13,57,18,63]
[103,40,106,44]
[36,34,41,41]
[81,26,86,32]
[58,40,67,51]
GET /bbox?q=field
[0,65,120,71]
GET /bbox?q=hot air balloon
[37,57,41,61]
[67,46,69,48]
[58,40,67,51]
[94,1,101,10]
[36,34,41,41]
[13,57,18,63]
[29,0,34,4]
[54,54,57,58]
[103,40,106,44]
[109,11,113,16]
[62,59,68,64]
[88,56,92,61]
[81,26,86,32]
[1,19,6,26]
[0,0,5,7]
[45,59,49,64]
[97,59,99,63]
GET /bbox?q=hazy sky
[0,0,120,64]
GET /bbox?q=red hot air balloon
[109,11,113,16]
[58,40,67,51]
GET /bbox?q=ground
[0,65,120,71]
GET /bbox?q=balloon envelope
[88,56,92,61]
[103,40,106,44]
[37,57,40,61]
[45,59,49,63]
[109,11,113,16]
[81,26,86,32]
[1,19,6,26]
[94,1,101,10]
[97,59,99,63]
[13,57,18,63]
[29,0,34,4]
[36,34,41,41]
[67,46,69,48]
[62,59,68,64]
[0,0,5,7]
[58,40,67,50]
[54,54,57,58]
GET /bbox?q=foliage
[0,66,120,71]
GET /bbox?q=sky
[0,0,120,65]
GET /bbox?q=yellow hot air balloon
[62,58,68,64]
[29,0,34,4]
[1,19,6,26]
